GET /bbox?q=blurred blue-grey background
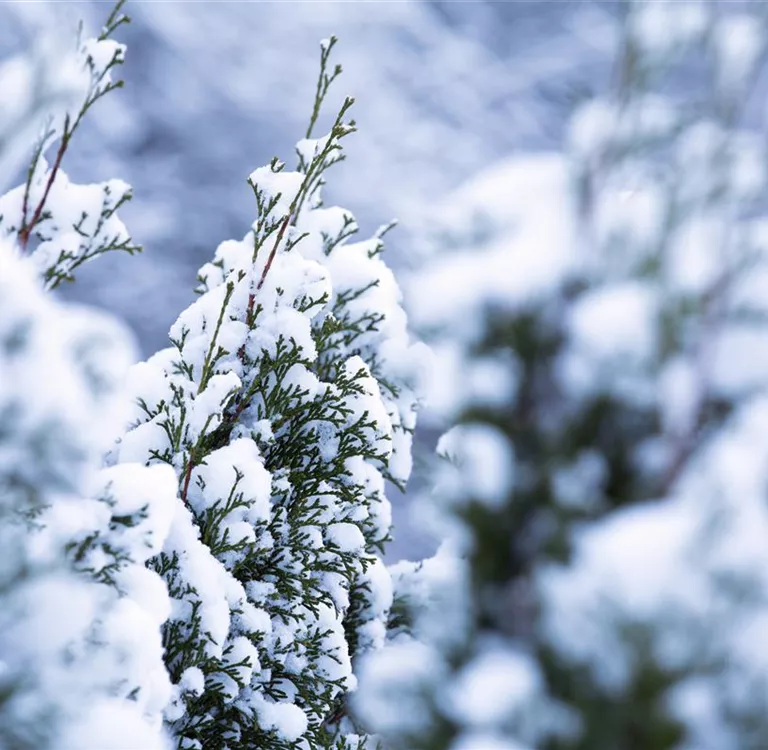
[1,0,619,559]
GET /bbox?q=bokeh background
[2,0,621,560]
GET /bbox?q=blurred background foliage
[1,0,617,351]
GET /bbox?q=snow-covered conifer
[0,4,174,747]
[355,4,768,749]
[111,36,425,750]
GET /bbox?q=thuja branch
[226,42,358,481]
[240,35,354,338]
[100,0,129,40]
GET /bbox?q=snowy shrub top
[111,36,425,750]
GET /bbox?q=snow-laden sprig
[113,37,425,750]
[0,13,84,192]
[0,0,139,288]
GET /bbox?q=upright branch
[192,42,357,509]
[241,89,356,341]
[306,35,343,140]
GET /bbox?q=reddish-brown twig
[181,214,294,507]
[256,213,292,296]
[180,449,196,509]
[237,212,293,363]
[18,119,71,251]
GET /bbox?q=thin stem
[18,117,70,251]
[237,212,292,364]
[306,36,341,140]
[180,451,195,509]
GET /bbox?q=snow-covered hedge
[355,4,768,750]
